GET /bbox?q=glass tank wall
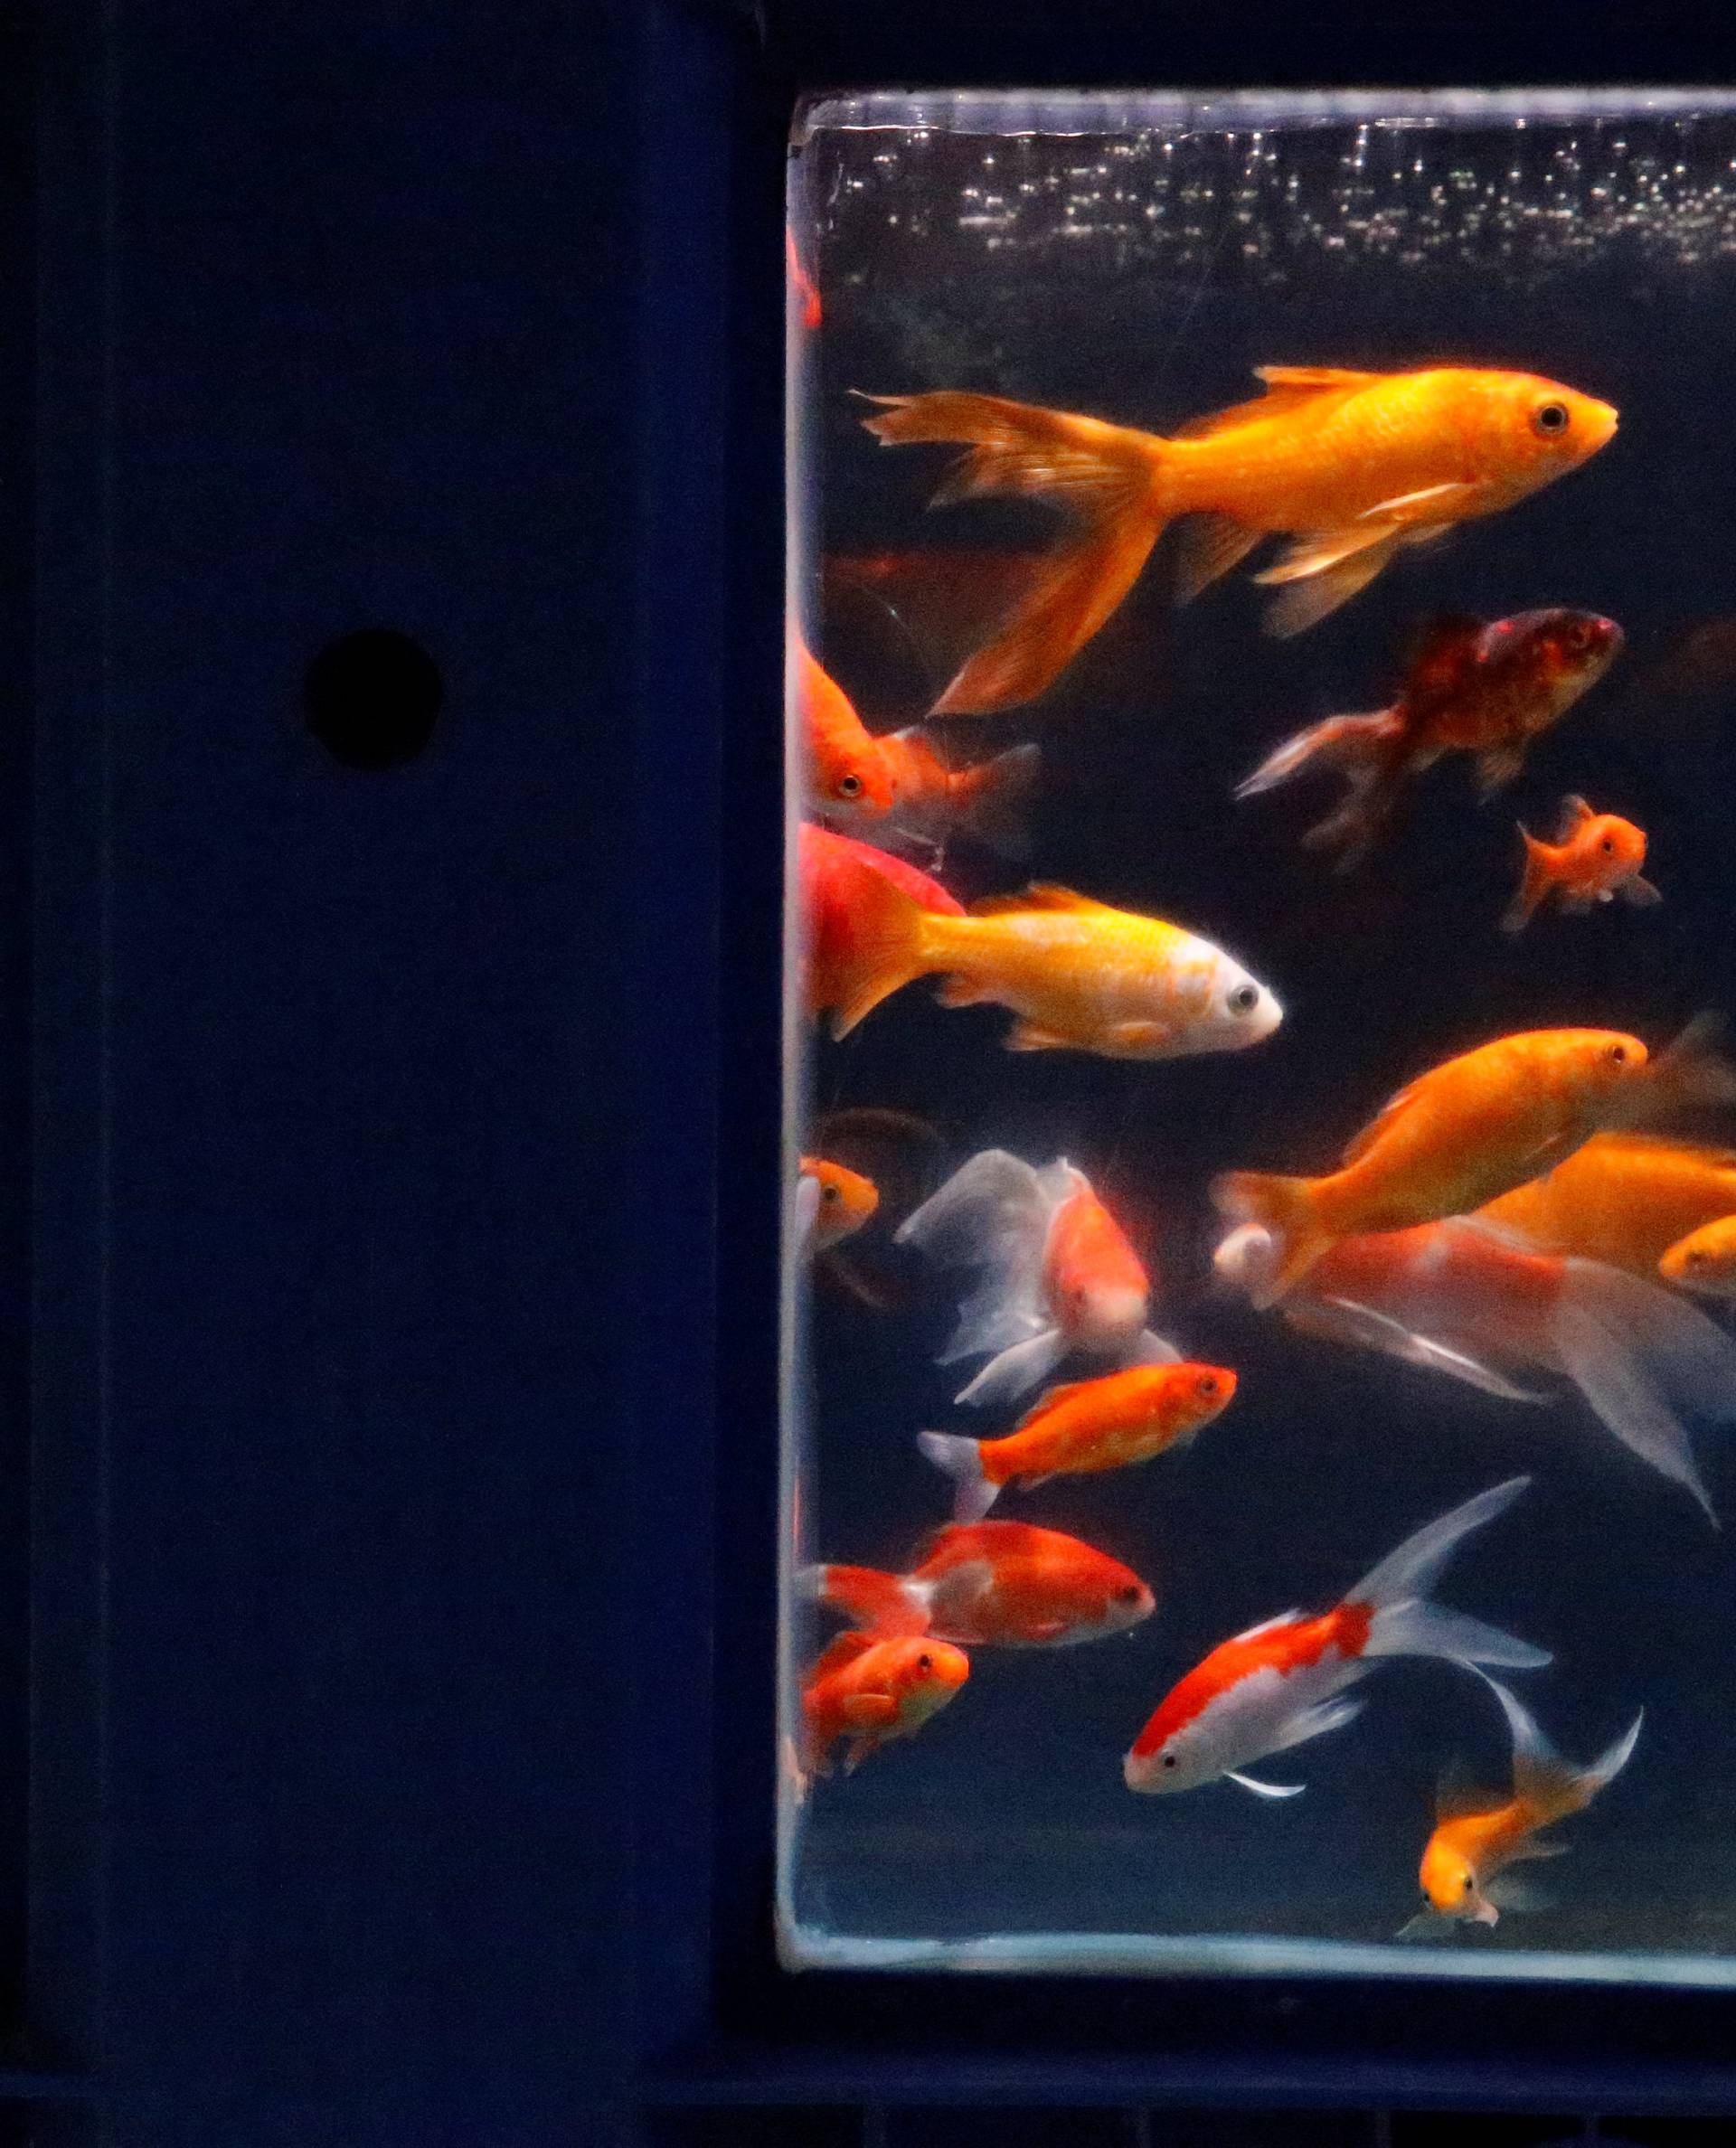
[780,90,1736,1983]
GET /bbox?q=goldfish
[895,1150,1176,1406]
[801,1519,1155,1647]
[1479,1131,1736,1281]
[1404,1673,1641,1934]
[829,871,1283,1058]
[1659,1215,1736,1298]
[1216,1216,1736,1523]
[873,726,1042,857]
[794,635,894,822]
[863,367,1618,712]
[798,823,963,1024]
[1215,1029,1651,1305]
[918,1362,1236,1523]
[1124,1478,1548,1799]
[786,225,822,332]
[797,1156,879,1253]
[1237,611,1624,866]
[799,1631,969,1776]
[1503,795,1657,934]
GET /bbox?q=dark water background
[785,94,1736,1974]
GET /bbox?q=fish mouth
[1583,397,1619,454]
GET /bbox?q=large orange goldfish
[1215,1029,1650,1304]
[1405,1674,1641,1934]
[918,1361,1236,1523]
[863,367,1618,711]
[1478,1132,1736,1281]
[830,872,1283,1059]
[799,1631,968,1776]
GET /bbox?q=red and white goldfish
[830,873,1283,1058]
[797,1156,879,1254]
[1503,795,1657,934]
[1214,1028,1653,1305]
[1406,1674,1641,1933]
[802,1519,1155,1647]
[798,823,964,1025]
[1124,1479,1547,1799]
[795,635,895,823]
[919,1362,1236,1523]
[1237,611,1624,865]
[1216,1215,1736,1523]
[1478,1131,1736,1281]
[1659,1215,1736,1298]
[863,368,1618,712]
[896,1150,1175,1406]
[799,1631,969,1776]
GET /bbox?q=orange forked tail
[827,861,954,1041]
[1211,1172,1335,1305]
[799,1563,929,1637]
[860,391,1170,714]
[1501,828,1556,935]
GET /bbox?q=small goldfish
[799,1631,969,1776]
[794,635,894,822]
[1216,1216,1736,1522]
[1124,1479,1547,1799]
[918,1362,1236,1523]
[896,1150,1175,1406]
[802,1519,1155,1647]
[798,824,963,1024]
[831,872,1283,1058]
[797,1156,879,1253]
[786,225,822,332]
[1503,795,1657,934]
[874,726,1042,856]
[1404,1674,1641,1934]
[863,367,1617,711]
[1659,1215,1736,1298]
[1215,1028,1650,1305]
[1238,611,1623,865]
[1479,1131,1736,1280]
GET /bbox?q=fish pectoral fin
[1485,1870,1554,1915]
[843,1734,883,1776]
[1223,1770,1307,1799]
[1252,523,1396,587]
[1355,480,1477,523]
[1127,1328,1184,1366]
[1265,1693,1367,1756]
[1101,1020,1179,1058]
[839,1694,900,1729]
[1394,1908,1456,1942]
[933,974,995,1008]
[1622,875,1664,907]
[1026,1618,1070,1642]
[1006,1021,1083,1053]
[1174,513,1262,605]
[1263,537,1402,638]
[1475,746,1526,797]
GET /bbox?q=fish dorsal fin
[969,882,1120,920]
[810,1631,878,1679]
[1231,1608,1301,1644]
[1017,1377,1096,1421]
[1555,794,1596,843]
[1436,1756,1499,1822]
[1175,366,1379,441]
[1402,611,1486,704]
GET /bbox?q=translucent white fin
[1552,1298,1720,1526]
[1561,1256,1736,1425]
[1351,1477,1533,1613]
[1395,1907,1456,1942]
[1262,1694,1366,1757]
[916,1429,997,1522]
[1366,1601,1551,1672]
[1127,1328,1183,1366]
[898,1150,1061,1369]
[1224,1771,1306,1799]
[1302,1296,1552,1403]
[953,1327,1068,1409]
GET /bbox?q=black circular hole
[303,628,444,771]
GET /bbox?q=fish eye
[1196,1374,1219,1397]
[1600,836,1616,854]
[820,1181,840,1201]
[1533,400,1571,438]
[1606,1041,1628,1064]
[1463,1875,1476,1894]
[1162,1753,1177,1769]
[916,1652,933,1672]
[1118,1583,1143,1604]
[1228,983,1260,1016]
[836,773,863,799]
[1688,1249,1709,1268]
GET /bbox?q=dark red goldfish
[798,823,963,1024]
[1237,610,1624,865]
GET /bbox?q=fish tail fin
[895,1149,1060,1377]
[860,391,1169,712]
[1355,1478,1551,1670]
[916,1430,998,1522]
[1209,1172,1333,1305]
[1552,1258,1736,1525]
[1234,710,1397,799]
[956,741,1043,857]
[1478,1671,1643,1823]
[797,1563,929,1636]
[1501,827,1552,935]
[827,862,942,1039]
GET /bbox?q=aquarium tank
[780,89,1736,1985]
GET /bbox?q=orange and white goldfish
[863,367,1618,711]
[1478,1132,1736,1281]
[1237,611,1623,866]
[1124,1479,1547,1799]
[798,824,964,1024]
[797,1156,879,1253]
[802,1519,1155,1648]
[794,635,895,823]
[918,1362,1236,1523]
[873,726,1042,856]
[830,872,1283,1058]
[1659,1215,1736,1298]
[896,1150,1175,1406]
[1216,1216,1736,1523]
[1215,1029,1652,1305]
[799,1630,968,1776]
[1503,795,1657,934]
[1405,1674,1641,1933]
